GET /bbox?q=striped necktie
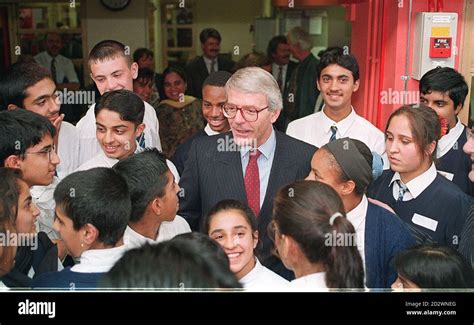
[329,125,338,142]
[396,180,409,202]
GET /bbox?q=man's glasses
[222,103,269,122]
[23,145,56,162]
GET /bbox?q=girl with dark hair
[368,104,471,248]
[204,199,288,290]
[392,244,473,289]
[306,138,414,288]
[272,181,364,290]
[0,167,59,288]
[156,66,204,157]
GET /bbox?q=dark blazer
[282,61,297,95]
[185,55,235,98]
[171,129,207,175]
[178,130,317,276]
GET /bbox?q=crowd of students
[0,31,472,290]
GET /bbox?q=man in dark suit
[267,35,297,96]
[185,28,235,99]
[178,67,317,278]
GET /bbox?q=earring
[80,243,84,248]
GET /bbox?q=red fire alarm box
[429,37,451,58]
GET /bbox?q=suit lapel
[198,57,209,80]
[214,134,247,202]
[259,132,292,222]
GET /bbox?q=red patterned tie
[244,150,262,217]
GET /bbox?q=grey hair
[225,67,282,111]
[288,27,312,51]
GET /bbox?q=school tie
[137,134,146,149]
[277,65,283,91]
[210,59,217,74]
[50,58,57,84]
[396,180,409,202]
[329,125,338,142]
[244,150,262,217]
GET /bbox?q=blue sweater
[364,202,415,289]
[436,126,474,196]
[32,267,104,290]
[368,170,472,248]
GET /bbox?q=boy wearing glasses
[0,109,66,257]
[0,61,80,179]
[178,67,316,279]
[420,67,472,195]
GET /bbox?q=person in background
[460,126,474,269]
[133,47,164,101]
[234,52,272,73]
[156,66,204,158]
[185,28,235,99]
[171,71,231,175]
[133,67,157,105]
[419,67,472,195]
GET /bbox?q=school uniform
[436,120,473,196]
[239,258,289,291]
[31,177,60,240]
[75,149,180,182]
[123,216,191,249]
[289,272,328,291]
[75,101,162,166]
[459,203,474,270]
[368,164,471,248]
[32,245,127,289]
[286,107,386,159]
[57,121,80,179]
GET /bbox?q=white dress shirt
[346,195,368,277]
[286,107,385,156]
[239,258,289,291]
[437,119,465,159]
[71,245,127,273]
[390,163,438,201]
[123,216,191,249]
[203,56,218,74]
[31,177,60,240]
[271,63,288,90]
[75,149,180,183]
[35,52,79,84]
[204,123,220,136]
[57,121,80,179]
[289,272,328,291]
[75,101,161,166]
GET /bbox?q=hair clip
[329,212,343,226]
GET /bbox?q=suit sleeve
[177,138,202,231]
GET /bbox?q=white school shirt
[390,163,437,201]
[286,107,385,157]
[437,119,465,159]
[204,123,220,136]
[346,195,368,279]
[75,149,180,182]
[239,258,289,291]
[31,177,60,240]
[71,245,127,273]
[57,121,80,179]
[75,101,161,165]
[34,52,79,84]
[123,217,191,249]
[289,272,328,291]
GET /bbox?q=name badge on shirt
[412,213,438,232]
[437,170,454,181]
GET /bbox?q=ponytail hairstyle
[273,180,364,288]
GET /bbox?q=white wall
[194,0,262,60]
[83,0,148,62]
